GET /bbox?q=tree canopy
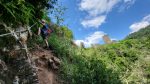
[0,0,57,26]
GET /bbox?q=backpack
[47,29,52,35]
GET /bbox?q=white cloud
[81,15,106,28]
[143,14,150,21]
[111,38,117,41]
[130,22,149,33]
[79,0,136,28]
[74,40,85,47]
[79,0,120,28]
[74,31,105,47]
[119,0,136,12]
[79,0,120,16]
[124,0,135,3]
[130,14,150,33]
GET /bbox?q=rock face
[0,47,61,84]
[0,59,8,84]
[0,51,39,84]
[0,59,7,73]
[12,57,39,84]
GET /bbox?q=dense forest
[0,0,150,84]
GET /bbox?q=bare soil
[31,47,60,84]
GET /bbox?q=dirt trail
[31,47,61,84]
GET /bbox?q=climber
[38,19,52,49]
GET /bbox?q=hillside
[126,25,150,39]
[46,26,150,84]
[0,0,150,84]
[0,24,150,84]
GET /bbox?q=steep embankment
[31,46,61,84]
[46,26,150,84]
[0,24,149,84]
[0,46,61,84]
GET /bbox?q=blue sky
[54,0,150,47]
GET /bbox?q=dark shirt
[41,24,49,35]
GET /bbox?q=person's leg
[44,39,49,47]
[42,34,49,48]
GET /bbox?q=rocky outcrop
[0,52,39,84]
[0,46,61,84]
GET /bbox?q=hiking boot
[43,46,49,49]
[48,45,54,50]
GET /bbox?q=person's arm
[38,27,41,35]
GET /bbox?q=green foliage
[0,0,58,48]
[0,0,57,26]
[0,0,33,25]
[43,25,150,84]
[44,32,122,84]
[0,1,150,83]
[51,3,66,25]
[60,26,73,39]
